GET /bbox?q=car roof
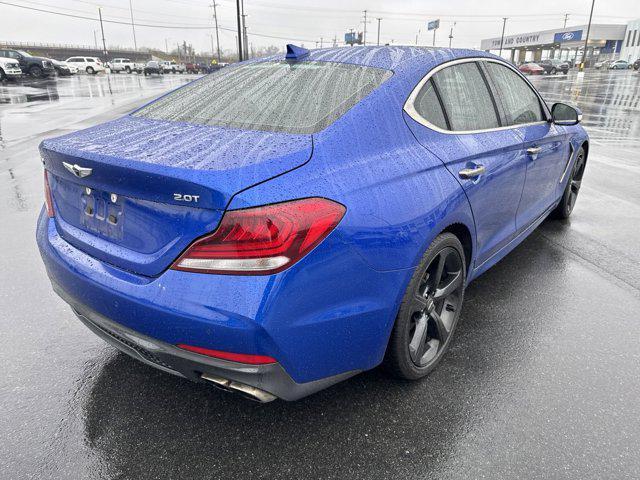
[257,45,496,71]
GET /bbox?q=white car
[110,58,143,74]
[0,57,22,80]
[160,61,185,74]
[65,56,106,75]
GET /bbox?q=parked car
[160,61,185,73]
[537,58,569,74]
[518,62,544,75]
[594,59,612,70]
[0,57,22,81]
[37,46,588,402]
[51,59,77,76]
[143,60,163,75]
[633,59,640,70]
[0,49,55,78]
[608,59,632,70]
[110,58,143,74]
[185,62,200,74]
[65,56,106,74]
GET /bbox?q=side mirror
[551,103,582,126]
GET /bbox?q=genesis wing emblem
[62,162,93,178]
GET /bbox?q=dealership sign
[427,19,440,31]
[553,30,583,43]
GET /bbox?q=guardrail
[0,40,138,53]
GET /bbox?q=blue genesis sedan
[37,45,588,402]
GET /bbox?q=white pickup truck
[110,58,144,74]
[0,57,22,81]
[160,61,185,74]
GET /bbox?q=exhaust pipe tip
[201,373,277,403]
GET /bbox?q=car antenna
[285,44,310,61]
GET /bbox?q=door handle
[458,165,486,179]
[527,146,542,155]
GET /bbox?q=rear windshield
[133,60,392,134]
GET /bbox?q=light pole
[415,29,421,46]
[376,18,382,46]
[449,22,456,48]
[498,17,508,57]
[580,0,595,70]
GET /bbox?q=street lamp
[580,0,596,70]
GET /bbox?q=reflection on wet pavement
[530,70,640,150]
[0,73,198,150]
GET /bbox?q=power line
[0,0,317,42]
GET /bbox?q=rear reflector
[177,344,277,364]
[44,170,55,217]
[171,197,345,275]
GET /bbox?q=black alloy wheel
[86,66,95,74]
[385,233,466,380]
[552,146,586,219]
[29,65,43,78]
[0,68,5,81]
[551,67,557,74]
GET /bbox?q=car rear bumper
[37,209,402,399]
[52,282,355,401]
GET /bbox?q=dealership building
[480,22,639,65]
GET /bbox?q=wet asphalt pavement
[1,69,639,480]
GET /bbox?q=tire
[125,66,131,73]
[29,65,43,78]
[0,68,5,81]
[384,233,466,380]
[171,68,176,74]
[86,67,95,75]
[550,67,557,75]
[551,146,586,220]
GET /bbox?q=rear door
[483,61,566,232]
[404,60,528,266]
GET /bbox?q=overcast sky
[2,0,639,54]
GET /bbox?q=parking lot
[1,68,639,479]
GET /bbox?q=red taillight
[172,197,345,275]
[44,170,55,217]
[176,344,277,364]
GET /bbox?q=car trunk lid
[41,116,312,277]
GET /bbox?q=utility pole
[563,13,570,29]
[376,18,382,46]
[98,7,108,57]
[320,37,323,48]
[235,0,243,61]
[580,0,595,70]
[362,10,368,45]
[128,0,138,51]
[332,35,337,47]
[415,29,421,46]
[93,30,98,50]
[164,38,169,54]
[449,22,456,48]
[498,17,508,57]
[241,0,248,60]
[210,2,221,63]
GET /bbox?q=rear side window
[413,79,448,130]
[134,61,392,134]
[485,63,544,126]
[431,63,500,131]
